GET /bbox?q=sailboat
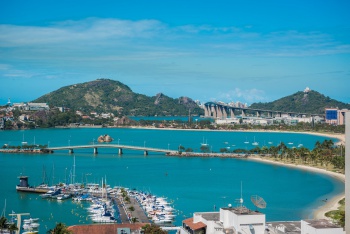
[252,137,259,146]
[201,137,208,146]
[22,133,28,145]
[244,137,249,144]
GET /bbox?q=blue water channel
[0,128,344,233]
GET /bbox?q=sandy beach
[129,126,345,144]
[247,155,345,220]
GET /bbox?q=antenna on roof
[235,181,245,213]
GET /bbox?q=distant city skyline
[1,0,349,105]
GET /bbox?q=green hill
[249,90,350,114]
[33,79,203,116]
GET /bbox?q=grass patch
[325,198,345,227]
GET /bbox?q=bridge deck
[47,144,176,154]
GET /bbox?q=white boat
[57,193,71,200]
[288,142,294,145]
[22,217,40,232]
[252,137,259,146]
[23,218,39,223]
[153,218,173,224]
[201,137,209,146]
[244,137,249,144]
[298,143,303,147]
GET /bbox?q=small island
[97,134,113,143]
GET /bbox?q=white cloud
[1,18,348,58]
[217,88,267,104]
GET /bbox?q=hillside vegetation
[250,90,350,114]
[33,79,203,116]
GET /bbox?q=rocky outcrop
[178,96,198,109]
[154,93,164,105]
[97,134,113,143]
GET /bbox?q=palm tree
[7,223,18,234]
[314,141,322,150]
[322,139,334,149]
[0,216,9,232]
[269,146,278,160]
[131,217,139,223]
[46,222,72,234]
[298,147,309,164]
[142,224,167,234]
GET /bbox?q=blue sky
[1,0,349,105]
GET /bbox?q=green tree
[47,222,72,234]
[141,224,167,234]
[200,145,210,153]
[185,148,193,152]
[8,223,18,234]
[131,217,139,223]
[220,148,229,153]
[0,216,9,232]
[178,145,185,152]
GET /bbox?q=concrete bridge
[47,144,178,155]
[203,102,315,119]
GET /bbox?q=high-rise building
[325,108,348,125]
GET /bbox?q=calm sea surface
[0,128,344,233]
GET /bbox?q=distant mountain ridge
[249,90,350,114]
[33,79,203,116]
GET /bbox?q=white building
[24,103,49,111]
[179,206,266,234]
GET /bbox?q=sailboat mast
[73,156,76,185]
[51,163,55,185]
[1,199,6,217]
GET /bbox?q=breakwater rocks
[166,152,248,158]
[0,149,52,154]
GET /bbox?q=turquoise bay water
[0,128,344,233]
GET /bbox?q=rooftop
[183,217,207,230]
[68,223,146,234]
[195,212,220,221]
[222,207,263,216]
[267,221,301,234]
[304,219,342,229]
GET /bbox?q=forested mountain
[33,79,203,116]
[250,90,350,114]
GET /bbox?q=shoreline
[128,126,345,144]
[246,155,345,220]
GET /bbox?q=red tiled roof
[68,223,146,234]
[183,218,207,230]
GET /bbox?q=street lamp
[118,138,120,145]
